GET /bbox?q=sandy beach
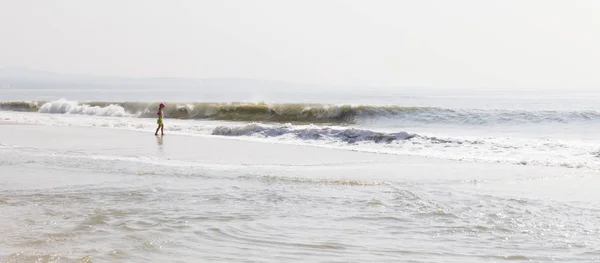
[2,123,600,262]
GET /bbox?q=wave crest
[38,99,131,117]
[212,123,417,143]
[2,99,600,125]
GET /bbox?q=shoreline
[0,120,23,125]
[0,123,586,183]
[2,110,600,173]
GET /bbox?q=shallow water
[1,126,600,262]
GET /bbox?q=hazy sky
[1,0,599,89]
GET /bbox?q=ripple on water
[202,225,350,259]
[237,174,391,187]
[3,165,600,262]
[3,252,93,263]
[491,255,530,261]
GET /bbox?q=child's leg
[155,125,160,135]
[160,125,164,135]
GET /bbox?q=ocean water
[2,86,600,262]
[2,87,600,170]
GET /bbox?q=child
[155,103,165,136]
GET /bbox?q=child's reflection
[156,135,164,150]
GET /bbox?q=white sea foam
[38,99,131,117]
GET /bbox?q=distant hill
[0,67,327,92]
[0,67,78,80]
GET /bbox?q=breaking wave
[37,99,131,117]
[209,123,599,170]
[212,124,417,143]
[211,123,478,146]
[2,99,600,125]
